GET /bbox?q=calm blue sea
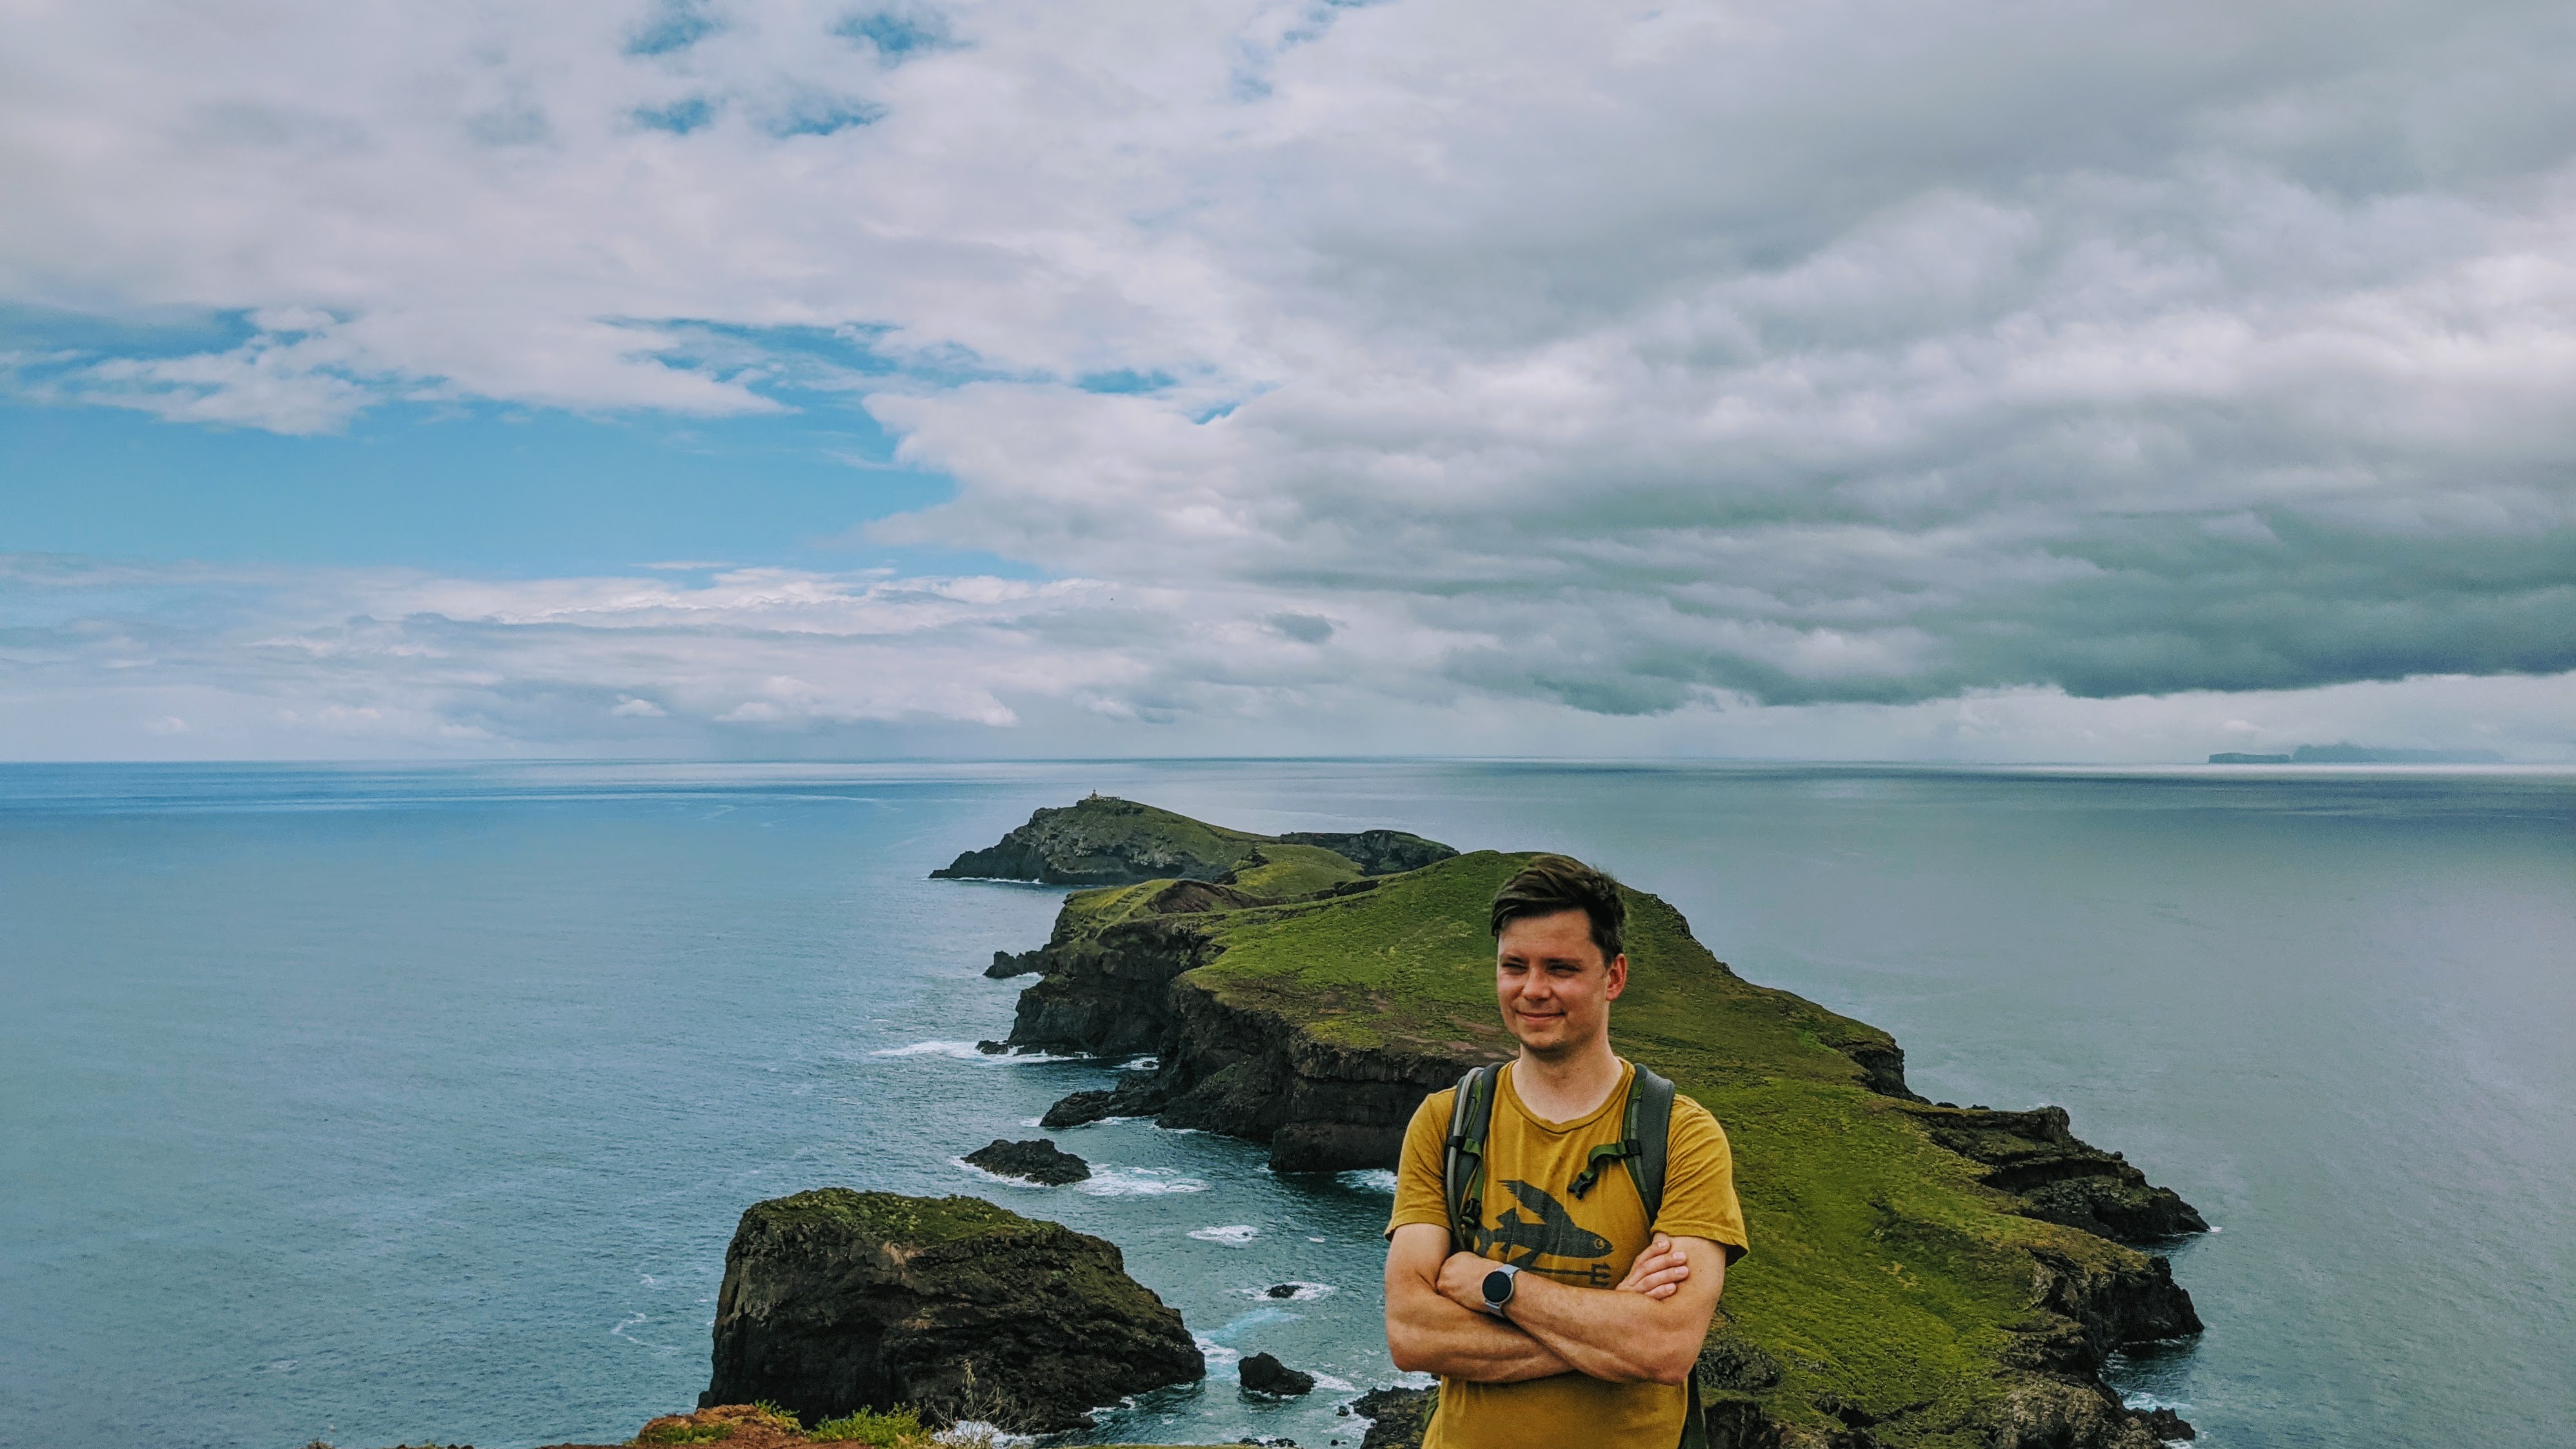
[3,762,2570,1449]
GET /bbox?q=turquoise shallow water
[2,761,2570,1449]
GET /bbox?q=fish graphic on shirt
[1473,1179,1614,1268]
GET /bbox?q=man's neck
[1510,1036,1624,1124]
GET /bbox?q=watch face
[1483,1268,1515,1303]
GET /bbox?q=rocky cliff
[699,1188,1203,1434]
[963,815,2212,1449]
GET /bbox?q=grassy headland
[992,822,2204,1448]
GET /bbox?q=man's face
[1495,908,1627,1059]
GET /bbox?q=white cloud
[2,552,2570,762]
[2,0,2572,744]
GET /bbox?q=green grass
[1126,849,2162,1445]
[743,1189,1038,1246]
[1226,841,1367,898]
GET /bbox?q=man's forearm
[1499,1268,1707,1384]
[1388,1286,1575,1383]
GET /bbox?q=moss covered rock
[699,1189,1202,1434]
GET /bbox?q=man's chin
[1509,1019,1573,1052]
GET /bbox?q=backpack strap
[1626,1063,1677,1222]
[1565,1063,1678,1214]
[1441,1064,1502,1254]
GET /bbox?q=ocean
[2,761,2569,1449]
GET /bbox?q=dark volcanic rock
[1915,1105,2210,1243]
[963,1138,1090,1185]
[2139,1407,2196,1440]
[1990,1375,2190,1449]
[1040,1072,1172,1130]
[1039,1088,1120,1130]
[1238,1351,1316,1395]
[1008,916,1224,1058]
[986,949,1044,979]
[699,1189,1202,1432]
[2023,1246,2203,1371]
[1349,1386,1437,1449]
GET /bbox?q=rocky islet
[698,1188,1204,1434]
[1237,1350,1319,1397]
[961,1137,1092,1185]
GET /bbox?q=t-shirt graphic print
[1471,1179,1617,1284]
[1388,1059,1749,1449]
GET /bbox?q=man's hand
[1615,1234,1692,1300]
[1435,1249,1497,1310]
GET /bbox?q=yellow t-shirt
[1386,1059,1749,1449]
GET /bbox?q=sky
[3,0,2572,762]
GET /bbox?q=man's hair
[1490,854,1627,964]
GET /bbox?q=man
[1384,855,1748,1449]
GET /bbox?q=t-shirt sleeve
[1384,1087,1457,1239]
[1656,1095,1750,1263]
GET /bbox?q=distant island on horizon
[2208,743,2506,764]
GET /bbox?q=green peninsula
[961,799,2206,1449]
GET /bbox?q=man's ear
[1604,953,1628,999]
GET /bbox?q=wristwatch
[1480,1263,1522,1317]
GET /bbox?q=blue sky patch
[632,97,716,134]
[770,98,886,137]
[626,0,720,56]
[836,10,955,60]
[0,394,1013,579]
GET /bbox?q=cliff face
[972,827,2211,1449]
[1920,1104,2210,1241]
[699,1189,1203,1434]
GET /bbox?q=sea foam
[868,1039,1077,1063]
[1075,1167,1208,1197]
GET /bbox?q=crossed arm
[1383,1223,1726,1386]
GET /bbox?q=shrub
[808,1406,928,1446]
